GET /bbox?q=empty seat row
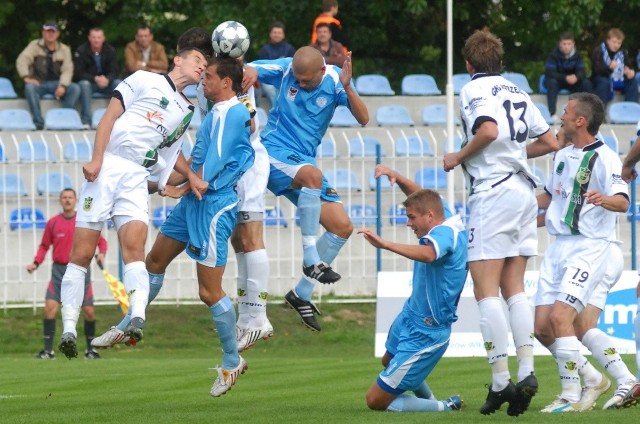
[0,139,94,162]
[318,135,460,158]
[331,104,461,127]
[0,172,75,196]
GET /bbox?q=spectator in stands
[16,21,81,130]
[311,23,346,68]
[591,28,638,106]
[124,24,168,76]
[73,27,121,128]
[311,0,348,51]
[544,32,591,121]
[256,22,295,107]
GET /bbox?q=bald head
[293,46,326,90]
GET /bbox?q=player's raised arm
[340,52,368,125]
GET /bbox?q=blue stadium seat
[325,168,362,191]
[44,108,84,130]
[264,205,288,227]
[395,135,433,156]
[600,134,619,153]
[415,167,448,189]
[0,144,6,162]
[189,110,201,129]
[152,205,175,228]
[0,173,28,196]
[376,105,414,126]
[538,74,570,95]
[452,73,471,94]
[368,170,392,190]
[64,140,93,161]
[256,107,268,128]
[348,137,384,157]
[421,104,461,126]
[627,202,640,222]
[317,138,338,158]
[389,204,407,225]
[91,108,106,129]
[18,140,56,162]
[608,102,640,124]
[502,72,533,94]
[9,208,46,230]
[37,172,73,195]
[330,105,360,127]
[355,74,395,95]
[346,204,377,226]
[183,84,198,98]
[0,109,37,131]
[443,135,463,153]
[453,202,470,223]
[534,102,555,125]
[0,77,17,98]
[401,74,441,95]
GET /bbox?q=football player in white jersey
[443,31,559,416]
[57,47,208,359]
[534,92,630,412]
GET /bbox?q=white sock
[578,355,603,387]
[478,297,510,390]
[555,336,582,402]
[60,263,86,336]
[507,292,535,382]
[235,253,248,324]
[244,249,269,323]
[582,328,635,385]
[635,297,640,380]
[123,261,149,321]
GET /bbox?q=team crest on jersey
[556,161,565,175]
[83,197,93,211]
[287,86,298,101]
[576,167,591,184]
[316,96,328,108]
[159,97,169,109]
[146,111,164,124]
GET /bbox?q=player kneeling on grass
[359,189,467,412]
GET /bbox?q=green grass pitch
[1,301,638,423]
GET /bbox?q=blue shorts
[378,309,450,394]
[160,191,238,267]
[265,145,341,205]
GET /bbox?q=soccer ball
[211,21,250,59]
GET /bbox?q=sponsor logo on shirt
[464,96,485,113]
[612,173,624,184]
[146,111,164,124]
[287,86,298,101]
[83,197,93,211]
[556,161,565,175]
[159,97,169,109]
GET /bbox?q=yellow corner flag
[98,262,128,315]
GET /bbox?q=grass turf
[0,301,638,423]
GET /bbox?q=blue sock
[210,296,239,369]
[387,393,447,412]
[414,381,435,400]
[298,187,321,267]
[116,272,165,331]
[295,232,347,301]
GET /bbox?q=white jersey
[544,139,628,238]
[459,73,550,193]
[109,71,194,185]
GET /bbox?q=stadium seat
[368,170,392,190]
[421,104,461,126]
[355,74,395,95]
[534,102,555,125]
[452,73,471,95]
[346,204,377,226]
[91,108,106,129]
[0,173,28,196]
[63,140,93,161]
[183,84,198,98]
[37,172,73,195]
[264,205,288,227]
[443,135,463,153]
[317,138,338,158]
[627,202,640,222]
[538,74,569,95]
[453,202,470,223]
[608,102,640,124]
[189,110,202,129]
[395,135,433,156]
[389,204,407,225]
[0,77,17,98]
[325,168,362,191]
[9,208,46,230]
[152,205,175,228]
[0,144,6,162]
[376,105,415,126]
[44,108,84,130]
[0,109,36,131]
[330,105,360,127]
[600,134,619,153]
[256,107,268,128]
[415,167,448,189]
[348,137,384,157]
[401,74,441,95]
[502,72,533,94]
[18,140,56,162]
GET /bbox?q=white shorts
[236,139,268,215]
[587,243,623,310]
[467,174,537,261]
[535,235,612,310]
[76,153,149,225]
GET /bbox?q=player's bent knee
[366,392,390,411]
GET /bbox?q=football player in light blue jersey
[243,46,368,332]
[359,188,467,413]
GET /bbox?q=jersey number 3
[503,100,528,143]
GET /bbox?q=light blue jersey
[248,57,350,158]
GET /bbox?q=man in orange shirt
[311,0,348,51]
